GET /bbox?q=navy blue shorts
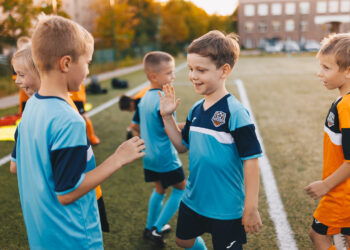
[144,167,185,189]
[312,217,350,236]
[176,202,246,250]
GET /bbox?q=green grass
[0,54,336,249]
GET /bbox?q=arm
[159,84,187,153]
[304,161,350,200]
[242,158,263,233]
[10,161,17,174]
[57,136,145,205]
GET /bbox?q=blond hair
[143,51,174,73]
[317,33,350,71]
[16,36,31,50]
[12,45,40,79]
[31,15,94,73]
[187,30,240,69]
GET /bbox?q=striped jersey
[314,94,350,227]
[15,93,103,249]
[181,94,262,220]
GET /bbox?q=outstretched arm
[159,84,187,153]
[305,161,350,200]
[242,158,263,233]
[57,136,145,205]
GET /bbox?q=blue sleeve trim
[132,106,140,124]
[231,124,262,158]
[55,173,85,195]
[182,139,189,149]
[11,156,16,162]
[241,153,263,161]
[11,144,16,161]
[51,145,87,192]
[181,119,191,146]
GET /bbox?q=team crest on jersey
[327,112,335,127]
[211,111,226,127]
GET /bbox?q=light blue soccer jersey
[132,89,182,172]
[15,93,103,249]
[181,94,262,220]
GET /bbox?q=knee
[175,237,195,248]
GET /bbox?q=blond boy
[305,33,350,249]
[159,31,263,250]
[131,51,186,247]
[14,15,145,249]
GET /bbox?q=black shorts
[176,202,246,250]
[97,196,109,232]
[144,167,185,189]
[312,217,350,236]
[73,101,85,114]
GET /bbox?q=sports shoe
[143,224,171,237]
[143,227,166,247]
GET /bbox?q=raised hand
[158,84,180,117]
[114,136,145,167]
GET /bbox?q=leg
[345,235,350,248]
[309,228,333,250]
[145,182,166,230]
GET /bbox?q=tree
[92,0,138,59]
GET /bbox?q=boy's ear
[148,72,157,82]
[221,63,232,78]
[59,55,72,73]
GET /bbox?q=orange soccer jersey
[69,84,86,103]
[314,94,350,228]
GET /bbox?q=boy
[159,30,263,250]
[15,15,145,249]
[305,33,350,249]
[132,51,186,247]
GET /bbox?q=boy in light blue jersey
[132,51,186,247]
[159,30,263,250]
[14,15,145,249]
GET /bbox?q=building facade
[238,0,350,49]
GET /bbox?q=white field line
[234,79,298,250]
[0,62,188,166]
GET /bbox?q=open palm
[158,84,180,117]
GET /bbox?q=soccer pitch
[0,55,336,249]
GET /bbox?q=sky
[156,0,238,16]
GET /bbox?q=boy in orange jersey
[305,33,350,249]
[70,84,101,145]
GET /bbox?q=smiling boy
[305,33,350,249]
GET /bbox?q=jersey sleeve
[50,120,88,195]
[11,127,18,162]
[132,105,140,124]
[338,102,350,161]
[229,108,262,160]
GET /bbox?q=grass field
[0,54,338,249]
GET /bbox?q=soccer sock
[186,237,207,250]
[146,189,165,230]
[154,188,184,232]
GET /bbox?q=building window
[300,21,308,32]
[271,3,282,15]
[285,3,296,15]
[285,19,295,31]
[245,38,254,49]
[272,21,281,32]
[245,22,254,33]
[329,1,339,13]
[258,22,268,33]
[317,2,327,13]
[244,4,255,16]
[341,1,350,12]
[258,4,268,16]
[299,2,310,14]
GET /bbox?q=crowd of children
[7,12,350,250]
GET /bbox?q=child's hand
[242,207,263,233]
[158,84,180,117]
[304,180,330,200]
[114,136,145,166]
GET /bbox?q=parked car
[284,40,300,52]
[264,40,284,53]
[303,40,321,52]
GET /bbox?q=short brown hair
[317,33,350,71]
[143,51,174,73]
[12,45,40,79]
[187,30,240,69]
[31,15,94,73]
